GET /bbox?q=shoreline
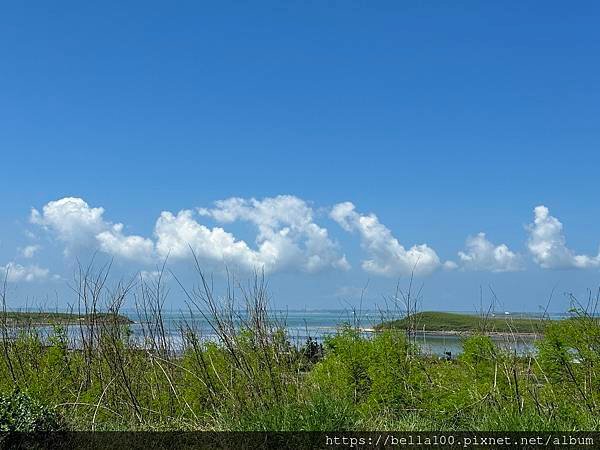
[360,328,542,338]
[1,312,133,327]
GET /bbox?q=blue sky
[1,2,600,311]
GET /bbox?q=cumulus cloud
[527,205,600,269]
[31,197,154,262]
[30,197,107,250]
[97,225,155,263]
[27,198,600,277]
[458,232,522,272]
[155,209,267,269]
[0,262,51,283]
[197,195,349,272]
[330,202,441,276]
[20,245,41,259]
[31,196,348,274]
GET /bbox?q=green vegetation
[377,311,551,334]
[0,264,599,432]
[0,389,63,431]
[0,311,132,327]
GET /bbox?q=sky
[1,2,600,312]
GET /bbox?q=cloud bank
[22,197,600,280]
[198,196,349,273]
[30,196,349,275]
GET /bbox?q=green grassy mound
[1,311,132,327]
[376,311,550,334]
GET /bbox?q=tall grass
[0,262,599,431]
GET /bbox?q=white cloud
[330,202,441,276]
[97,224,155,263]
[155,209,267,270]
[30,197,107,251]
[458,232,522,272]
[527,205,600,269]
[197,195,349,273]
[0,262,51,283]
[31,197,155,262]
[32,196,349,273]
[443,261,459,270]
[20,245,41,259]
[40,197,593,277]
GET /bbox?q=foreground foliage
[0,389,63,431]
[0,265,599,431]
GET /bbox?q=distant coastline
[361,327,542,338]
[0,311,133,327]
[374,311,554,336]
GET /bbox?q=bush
[460,335,497,366]
[310,327,425,414]
[536,312,600,414]
[0,389,63,431]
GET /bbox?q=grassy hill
[376,311,551,334]
[0,311,132,327]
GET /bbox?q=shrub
[460,335,497,366]
[0,389,63,431]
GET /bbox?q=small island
[0,311,133,327]
[376,311,552,336]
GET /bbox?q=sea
[101,309,573,357]
[12,309,577,357]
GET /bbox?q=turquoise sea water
[16,309,570,357]
[121,309,554,357]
